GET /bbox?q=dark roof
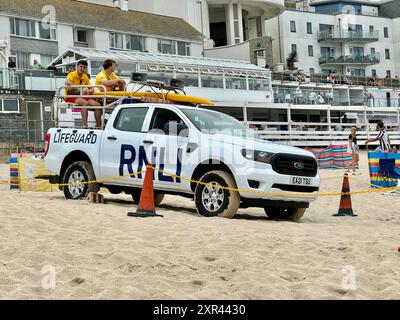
[1,0,203,42]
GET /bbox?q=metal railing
[319,53,380,65]
[318,30,379,42]
[271,71,400,89]
[0,68,66,92]
[272,87,400,107]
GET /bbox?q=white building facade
[266,0,400,78]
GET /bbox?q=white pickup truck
[44,101,320,220]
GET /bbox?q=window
[158,39,176,54]
[75,30,87,43]
[114,107,148,132]
[291,44,297,53]
[369,26,374,33]
[10,17,56,40]
[248,78,269,91]
[109,32,124,49]
[201,75,223,89]
[180,73,199,87]
[350,69,365,76]
[370,47,376,55]
[149,108,186,136]
[38,22,57,40]
[386,70,391,78]
[40,54,56,68]
[10,18,35,37]
[384,27,389,38]
[15,52,30,69]
[385,49,390,59]
[1,99,19,113]
[372,69,377,76]
[126,35,145,51]
[109,32,145,51]
[177,41,191,56]
[306,22,312,34]
[225,77,247,90]
[290,21,296,33]
[308,45,314,57]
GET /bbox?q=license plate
[291,177,311,185]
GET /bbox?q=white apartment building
[266,0,400,78]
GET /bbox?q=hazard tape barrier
[0,166,398,198]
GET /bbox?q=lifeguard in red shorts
[64,60,102,128]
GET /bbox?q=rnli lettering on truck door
[119,144,183,183]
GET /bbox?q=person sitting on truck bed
[64,60,102,129]
[95,59,126,92]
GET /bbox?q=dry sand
[0,151,399,299]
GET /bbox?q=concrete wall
[205,41,250,61]
[10,37,59,56]
[57,25,74,54]
[93,30,110,50]
[393,17,400,77]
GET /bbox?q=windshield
[181,108,260,139]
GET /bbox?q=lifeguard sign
[368,152,400,188]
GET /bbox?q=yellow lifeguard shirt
[64,71,91,95]
[95,70,119,91]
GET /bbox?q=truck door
[100,106,149,186]
[140,107,191,191]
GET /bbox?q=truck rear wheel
[63,161,99,200]
[194,170,240,219]
[264,207,306,222]
[131,190,165,207]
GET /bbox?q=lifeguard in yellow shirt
[95,59,126,92]
[64,60,102,129]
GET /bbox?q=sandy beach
[0,150,399,299]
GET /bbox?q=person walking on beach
[365,120,391,152]
[347,126,359,174]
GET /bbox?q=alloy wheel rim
[68,170,86,197]
[201,181,225,212]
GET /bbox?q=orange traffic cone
[333,173,357,217]
[127,164,163,218]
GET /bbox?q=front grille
[272,184,319,193]
[271,154,317,177]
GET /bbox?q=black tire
[131,190,165,207]
[264,207,306,222]
[63,161,99,200]
[194,170,240,219]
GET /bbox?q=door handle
[107,136,117,141]
[143,140,154,144]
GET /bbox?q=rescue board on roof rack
[106,91,214,105]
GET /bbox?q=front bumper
[234,162,320,203]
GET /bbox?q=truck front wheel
[264,207,306,222]
[194,170,240,219]
[63,161,99,200]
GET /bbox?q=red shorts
[64,97,92,112]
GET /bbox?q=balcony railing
[0,68,66,92]
[318,30,379,42]
[319,53,380,65]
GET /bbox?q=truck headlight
[241,149,274,164]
